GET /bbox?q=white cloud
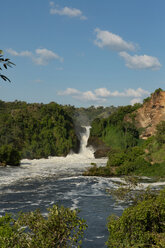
[119,51,161,70]
[33,48,63,65]
[94,87,149,98]
[6,48,63,66]
[78,91,106,102]
[95,88,111,97]
[50,2,87,20]
[58,87,149,103]
[123,88,150,97]
[130,98,142,105]
[58,88,81,96]
[94,28,136,51]
[6,48,32,57]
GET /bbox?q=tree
[0,50,15,82]
[0,205,87,248]
[106,187,165,247]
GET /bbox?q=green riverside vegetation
[84,94,165,179]
[106,187,165,247]
[0,205,87,248]
[0,100,79,165]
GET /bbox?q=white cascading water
[73,126,94,158]
[0,126,107,187]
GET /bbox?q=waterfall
[0,126,99,186]
[78,126,94,158]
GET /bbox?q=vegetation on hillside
[0,99,117,165]
[84,96,165,178]
[0,100,79,163]
[90,104,141,150]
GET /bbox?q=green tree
[0,145,21,166]
[0,205,87,248]
[106,188,165,247]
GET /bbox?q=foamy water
[0,126,107,187]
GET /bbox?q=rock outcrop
[87,136,110,158]
[126,90,165,139]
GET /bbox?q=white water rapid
[0,126,107,187]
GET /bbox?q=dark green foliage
[107,147,147,176]
[90,118,107,137]
[108,146,144,167]
[0,50,15,82]
[107,104,141,126]
[0,214,26,248]
[90,105,140,151]
[107,149,127,167]
[154,88,163,94]
[0,205,87,248]
[0,101,79,159]
[116,157,151,176]
[0,145,21,166]
[106,188,165,247]
[155,121,165,145]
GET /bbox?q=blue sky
[1,0,165,107]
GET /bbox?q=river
[0,127,165,247]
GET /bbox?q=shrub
[0,205,87,248]
[106,188,165,248]
[107,150,127,167]
[0,145,21,166]
[116,157,151,176]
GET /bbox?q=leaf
[0,74,11,82]
[8,61,16,66]
[0,50,3,54]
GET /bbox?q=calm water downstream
[0,127,165,247]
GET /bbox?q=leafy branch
[0,50,15,82]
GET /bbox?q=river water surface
[0,127,164,247]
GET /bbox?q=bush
[0,145,21,166]
[116,157,151,176]
[107,150,127,167]
[0,205,87,248]
[107,146,144,168]
[106,188,165,247]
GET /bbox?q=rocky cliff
[126,89,165,139]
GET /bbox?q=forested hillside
[85,90,165,178]
[0,100,79,163]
